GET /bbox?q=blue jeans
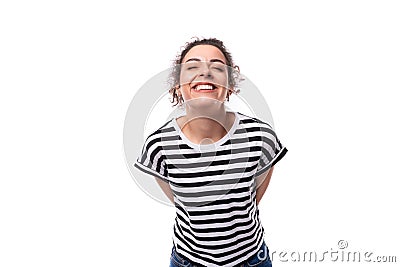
[169,242,272,267]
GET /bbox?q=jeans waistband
[171,241,269,267]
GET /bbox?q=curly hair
[168,37,241,106]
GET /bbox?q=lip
[191,82,218,91]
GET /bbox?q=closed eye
[212,67,224,72]
[210,63,226,72]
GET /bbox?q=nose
[198,63,213,78]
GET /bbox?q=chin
[184,97,225,110]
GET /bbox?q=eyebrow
[184,58,226,64]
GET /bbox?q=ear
[225,87,232,101]
[226,87,234,97]
[175,85,181,95]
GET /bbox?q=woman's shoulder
[144,118,176,142]
[237,112,274,129]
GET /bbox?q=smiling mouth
[192,83,217,91]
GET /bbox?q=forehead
[183,45,227,63]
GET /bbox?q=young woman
[134,38,287,267]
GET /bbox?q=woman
[134,38,287,267]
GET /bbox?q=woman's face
[178,45,230,104]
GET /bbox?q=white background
[1,0,399,266]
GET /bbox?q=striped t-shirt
[134,111,287,267]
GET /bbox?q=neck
[180,104,234,145]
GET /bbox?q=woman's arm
[155,177,175,204]
[255,166,274,205]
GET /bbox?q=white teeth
[194,84,214,90]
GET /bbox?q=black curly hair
[169,37,241,106]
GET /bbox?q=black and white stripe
[134,112,287,267]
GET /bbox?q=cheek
[179,72,196,86]
[179,84,192,99]
[220,88,229,98]
[213,72,229,87]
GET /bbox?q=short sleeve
[133,134,169,183]
[255,122,288,177]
